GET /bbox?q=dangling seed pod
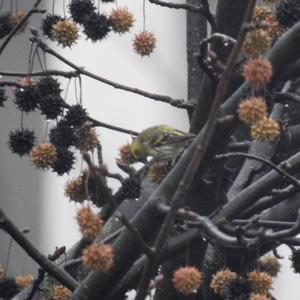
[0,13,13,39]
[210,268,237,296]
[247,271,272,295]
[0,278,19,299]
[133,31,156,56]
[290,249,300,273]
[64,177,86,203]
[110,7,134,34]
[36,77,61,97]
[83,12,111,42]
[38,94,64,119]
[15,274,33,289]
[82,244,114,271]
[64,104,88,127]
[69,0,96,24]
[76,206,103,240]
[30,143,57,169]
[52,147,75,175]
[172,266,203,296]
[242,29,271,57]
[117,143,136,165]
[49,120,75,148]
[41,14,63,39]
[14,86,39,112]
[250,117,280,141]
[237,96,268,125]
[0,88,8,107]
[9,10,29,33]
[51,19,79,47]
[8,129,36,156]
[276,0,300,28]
[51,285,71,300]
[242,57,273,87]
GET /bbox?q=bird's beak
[138,158,148,164]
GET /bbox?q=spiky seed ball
[51,19,79,47]
[64,177,86,203]
[64,104,88,127]
[247,271,272,295]
[30,143,57,169]
[172,266,203,296]
[83,12,111,41]
[8,129,35,156]
[82,244,113,271]
[76,206,103,240]
[237,96,267,125]
[79,168,112,207]
[242,29,271,57]
[49,120,75,148]
[74,125,99,152]
[0,277,19,299]
[36,77,61,97]
[14,86,39,112]
[110,7,134,34]
[249,294,271,300]
[133,31,156,56]
[210,268,237,296]
[52,147,75,175]
[223,275,251,300]
[289,249,300,273]
[0,13,13,39]
[242,57,273,87]
[0,88,7,107]
[52,285,71,300]
[69,0,96,24]
[9,10,28,33]
[252,6,284,40]
[0,264,4,281]
[41,14,63,39]
[257,256,281,277]
[148,161,170,183]
[19,76,36,87]
[250,117,280,141]
[117,143,136,165]
[15,274,33,289]
[276,0,300,28]
[39,94,64,119]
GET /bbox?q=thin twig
[84,153,154,258]
[0,208,78,291]
[27,247,67,300]
[216,152,300,188]
[0,70,79,78]
[134,2,256,298]
[272,91,300,105]
[0,0,46,55]
[36,40,191,109]
[148,0,216,30]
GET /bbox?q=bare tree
[0,0,300,299]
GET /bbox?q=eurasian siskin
[130,125,194,162]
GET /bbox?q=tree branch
[36,40,191,109]
[0,208,78,291]
[216,152,300,188]
[148,0,216,30]
[0,70,79,79]
[0,0,45,55]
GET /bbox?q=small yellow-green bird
[130,125,194,162]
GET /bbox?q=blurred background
[0,0,298,299]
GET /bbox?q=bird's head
[130,138,148,163]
